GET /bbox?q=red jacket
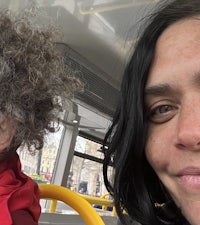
[0,153,41,225]
[11,210,38,225]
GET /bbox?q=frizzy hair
[103,1,200,225]
[0,9,82,153]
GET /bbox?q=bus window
[67,135,113,197]
[18,124,64,184]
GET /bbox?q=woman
[0,9,81,225]
[103,1,200,225]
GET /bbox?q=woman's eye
[148,105,177,123]
[153,105,173,114]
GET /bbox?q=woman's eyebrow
[144,83,173,96]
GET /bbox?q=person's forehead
[150,17,200,72]
[156,17,200,54]
[146,17,200,87]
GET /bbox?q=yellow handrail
[40,183,115,215]
[78,193,113,207]
[39,184,105,225]
[78,193,116,215]
[100,192,110,199]
[49,199,57,213]
[100,193,112,212]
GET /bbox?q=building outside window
[67,135,113,197]
[18,129,112,198]
[18,124,64,184]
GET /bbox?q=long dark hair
[103,1,200,224]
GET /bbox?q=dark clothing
[117,217,141,225]
[117,219,190,225]
[117,202,191,225]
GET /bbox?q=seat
[39,184,105,225]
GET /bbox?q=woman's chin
[179,199,200,225]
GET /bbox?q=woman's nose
[175,103,200,150]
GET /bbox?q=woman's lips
[177,167,200,188]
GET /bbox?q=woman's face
[145,18,200,225]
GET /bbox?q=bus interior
[1,0,159,224]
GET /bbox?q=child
[0,9,81,225]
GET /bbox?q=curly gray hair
[0,9,82,154]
